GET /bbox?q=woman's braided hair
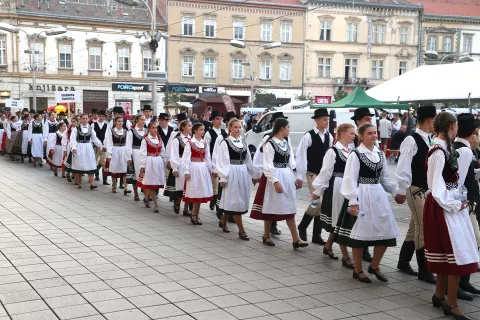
[433,111,456,154]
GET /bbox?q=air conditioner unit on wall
[144,71,167,81]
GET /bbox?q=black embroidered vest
[21,121,29,131]
[453,141,479,205]
[94,122,108,143]
[353,149,384,184]
[410,132,429,190]
[268,139,290,168]
[176,133,187,157]
[223,138,247,165]
[55,132,63,146]
[208,128,228,156]
[76,126,92,143]
[131,129,144,149]
[111,129,127,147]
[306,129,330,174]
[48,121,58,133]
[158,126,174,148]
[331,147,348,178]
[32,122,43,134]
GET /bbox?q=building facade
[0,0,167,113]
[422,0,480,65]
[303,0,422,102]
[167,0,306,106]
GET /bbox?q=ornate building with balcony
[0,0,167,113]
[167,0,306,105]
[302,0,422,102]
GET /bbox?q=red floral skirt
[424,193,477,276]
[250,174,295,221]
[1,132,6,151]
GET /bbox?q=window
[118,47,129,71]
[345,59,358,79]
[233,21,245,40]
[320,21,332,41]
[373,24,386,44]
[399,61,407,76]
[204,19,215,38]
[400,27,408,45]
[232,59,244,79]
[33,42,44,68]
[318,58,331,78]
[89,47,101,70]
[371,60,384,80]
[444,36,453,52]
[143,49,152,72]
[261,22,272,41]
[427,36,437,51]
[281,23,292,42]
[260,60,272,80]
[59,44,72,68]
[204,57,216,78]
[182,17,194,36]
[346,23,358,42]
[0,39,5,65]
[463,35,473,53]
[182,56,194,77]
[279,61,291,81]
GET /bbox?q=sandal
[342,258,354,269]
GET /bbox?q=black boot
[460,274,480,295]
[95,165,100,181]
[270,222,281,235]
[397,241,418,276]
[311,216,326,245]
[102,170,110,185]
[416,248,436,284]
[362,247,373,263]
[297,214,314,241]
[457,286,474,301]
[210,195,216,211]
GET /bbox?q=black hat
[39,110,45,115]
[92,108,98,114]
[416,105,437,121]
[159,113,170,120]
[15,110,21,114]
[351,107,374,121]
[98,110,106,116]
[224,111,237,123]
[210,110,223,121]
[112,107,123,114]
[142,105,152,111]
[177,112,188,122]
[22,108,29,113]
[29,109,35,113]
[457,113,476,137]
[270,112,288,123]
[58,111,66,116]
[311,108,329,119]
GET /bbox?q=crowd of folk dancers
[2,105,480,319]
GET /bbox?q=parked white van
[244,108,377,156]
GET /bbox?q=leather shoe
[362,247,373,263]
[298,226,307,241]
[461,282,480,295]
[270,225,281,235]
[418,271,436,284]
[312,235,326,245]
[457,287,473,301]
[397,260,418,276]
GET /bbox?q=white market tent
[367,61,480,104]
[276,100,311,111]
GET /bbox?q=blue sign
[169,85,199,94]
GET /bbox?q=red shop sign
[315,96,332,104]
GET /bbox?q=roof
[306,0,423,10]
[192,97,244,104]
[422,0,480,17]
[209,0,305,7]
[17,0,166,26]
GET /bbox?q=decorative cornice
[316,51,335,57]
[343,52,362,58]
[115,40,131,48]
[278,53,294,61]
[345,16,362,24]
[425,26,456,35]
[307,3,420,17]
[258,52,274,60]
[395,48,414,59]
[372,18,387,25]
[230,50,247,59]
[86,38,104,46]
[398,21,413,27]
[56,36,74,43]
[201,48,218,57]
[28,34,46,41]
[318,15,335,22]
[179,47,197,56]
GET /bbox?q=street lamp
[114,0,169,115]
[0,24,67,111]
[229,40,281,109]
[425,50,472,64]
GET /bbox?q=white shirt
[205,126,224,172]
[70,125,103,150]
[252,135,295,180]
[379,119,392,138]
[105,127,131,159]
[296,127,333,181]
[126,126,146,157]
[138,134,167,168]
[392,119,401,131]
[312,142,352,197]
[170,134,190,173]
[28,121,42,141]
[454,137,473,187]
[263,137,296,183]
[107,119,132,130]
[396,128,432,195]
[43,120,58,141]
[49,130,66,151]
[216,136,253,183]
[341,144,397,206]
[181,136,213,174]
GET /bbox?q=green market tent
[311,86,410,110]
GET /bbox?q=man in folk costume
[108,106,132,130]
[143,105,153,128]
[350,107,376,262]
[158,112,174,199]
[452,113,480,300]
[89,109,98,125]
[395,105,437,285]
[93,110,109,185]
[296,108,333,245]
[58,112,69,126]
[205,110,227,211]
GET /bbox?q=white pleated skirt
[71,142,97,173]
[109,146,128,176]
[183,161,214,203]
[262,167,297,215]
[46,132,56,152]
[31,134,44,158]
[138,155,165,189]
[51,145,64,167]
[132,148,142,181]
[22,130,29,154]
[219,164,250,214]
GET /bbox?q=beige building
[167,0,306,106]
[303,0,423,103]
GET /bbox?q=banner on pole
[5,99,24,109]
[55,91,82,103]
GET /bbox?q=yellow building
[303,0,423,103]
[167,0,306,105]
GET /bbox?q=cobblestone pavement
[0,156,480,320]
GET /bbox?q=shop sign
[202,87,217,93]
[315,96,332,104]
[55,91,82,103]
[112,83,150,92]
[29,84,75,91]
[5,99,24,109]
[169,85,199,94]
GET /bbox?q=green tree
[163,91,188,105]
[334,89,348,102]
[294,93,314,102]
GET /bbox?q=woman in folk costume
[126,114,146,201]
[312,123,355,269]
[217,119,255,240]
[64,117,78,182]
[424,112,478,319]
[12,114,31,163]
[5,115,21,160]
[48,122,67,177]
[28,113,45,167]
[105,116,132,195]
[250,118,308,249]
[335,123,400,283]
[43,111,58,158]
[137,123,167,213]
[182,122,214,225]
[168,119,192,215]
[0,113,5,154]
[68,114,104,189]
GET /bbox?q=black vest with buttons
[176,133,187,157]
[32,122,42,134]
[353,149,384,184]
[56,132,63,146]
[208,128,228,156]
[93,122,108,144]
[111,129,127,147]
[453,141,479,205]
[76,125,92,143]
[158,126,174,148]
[131,129,144,150]
[223,138,247,165]
[306,129,330,174]
[269,139,290,168]
[48,121,58,133]
[411,132,429,190]
[331,147,348,178]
